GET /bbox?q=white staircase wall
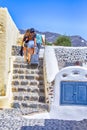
[0,7,19,91]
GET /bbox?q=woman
[22,28,36,63]
[22,29,30,61]
[27,28,36,63]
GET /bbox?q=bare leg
[27,48,31,63]
[23,47,27,61]
[27,48,34,63]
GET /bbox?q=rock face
[70,36,87,47]
[0,7,19,94]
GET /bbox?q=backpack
[36,34,42,44]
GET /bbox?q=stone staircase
[11,56,48,115]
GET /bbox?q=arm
[42,36,45,46]
[33,33,36,47]
[21,35,25,47]
[34,37,37,47]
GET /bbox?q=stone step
[20,107,48,115]
[38,80,44,86]
[38,85,44,89]
[12,85,45,93]
[12,79,40,86]
[11,106,48,115]
[13,69,43,75]
[0,107,48,118]
[12,86,45,102]
[13,92,39,101]
[14,56,43,63]
[12,85,39,93]
[12,101,48,111]
[39,88,45,93]
[13,63,28,68]
[12,74,44,80]
[12,79,44,86]
[13,63,43,69]
[39,92,45,97]
[39,92,45,103]
[13,56,26,62]
[13,64,43,68]
[13,59,43,66]
[13,91,39,96]
[11,85,45,90]
[39,96,45,103]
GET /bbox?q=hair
[26,29,30,33]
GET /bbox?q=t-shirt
[36,34,42,44]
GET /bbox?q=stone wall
[54,46,87,69]
[0,7,19,95]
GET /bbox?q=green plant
[45,41,52,46]
[54,35,71,46]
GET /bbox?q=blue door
[60,81,87,105]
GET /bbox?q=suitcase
[30,47,39,66]
[30,54,39,65]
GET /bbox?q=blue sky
[0,0,87,40]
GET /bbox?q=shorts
[27,40,34,48]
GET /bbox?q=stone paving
[0,109,44,130]
[0,109,87,130]
[21,119,87,130]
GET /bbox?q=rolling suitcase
[30,47,39,66]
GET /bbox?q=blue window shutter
[76,82,87,105]
[60,81,87,105]
[61,82,75,104]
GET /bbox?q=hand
[34,44,37,47]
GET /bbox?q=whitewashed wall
[54,66,87,105]
[44,46,87,107]
[0,7,19,94]
[43,46,59,104]
[50,66,87,120]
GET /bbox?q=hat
[30,28,35,33]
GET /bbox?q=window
[60,81,87,105]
